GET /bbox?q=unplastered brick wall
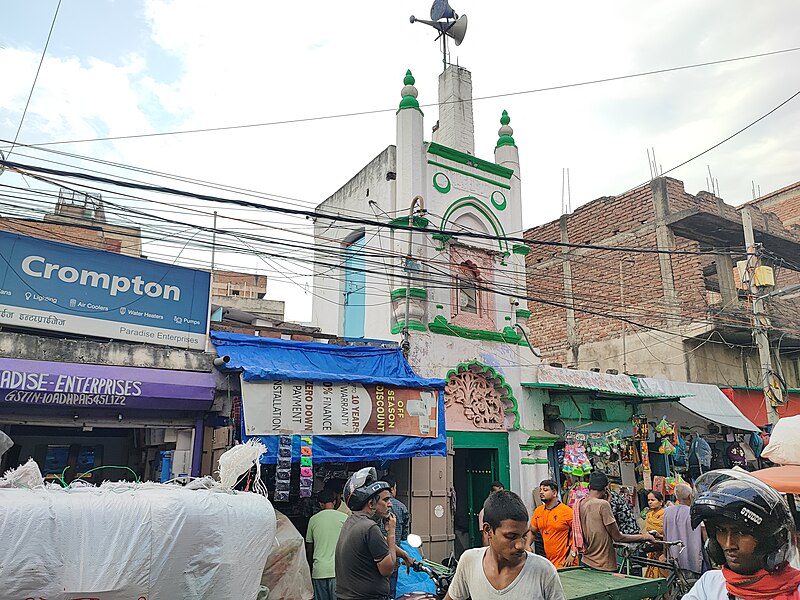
[524,178,714,365]
[0,218,113,252]
[749,181,800,229]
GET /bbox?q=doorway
[449,431,510,552]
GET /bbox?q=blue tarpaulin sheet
[211,331,447,463]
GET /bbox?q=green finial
[399,69,420,110]
[496,109,516,148]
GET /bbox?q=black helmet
[343,467,390,511]
[691,469,795,571]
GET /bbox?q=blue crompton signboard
[0,230,210,350]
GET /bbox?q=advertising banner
[0,357,215,411]
[0,230,210,349]
[240,379,439,437]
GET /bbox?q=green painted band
[512,243,530,256]
[427,160,512,190]
[515,308,532,319]
[428,315,528,346]
[520,458,550,464]
[390,287,428,301]
[427,142,514,179]
[436,304,444,309]
[391,320,427,334]
[389,215,430,228]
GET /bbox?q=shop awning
[211,331,447,463]
[522,365,678,400]
[637,378,759,432]
[0,357,215,411]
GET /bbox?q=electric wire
[4,45,798,148]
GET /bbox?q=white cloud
[1,0,799,322]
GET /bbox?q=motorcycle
[396,534,457,600]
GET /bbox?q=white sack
[762,415,800,465]
[0,482,276,599]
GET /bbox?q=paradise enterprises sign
[0,230,210,350]
[0,357,216,411]
[240,379,439,438]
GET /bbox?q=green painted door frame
[448,431,511,548]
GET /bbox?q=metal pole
[620,261,627,373]
[402,196,424,357]
[741,208,780,425]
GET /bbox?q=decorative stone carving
[444,362,516,430]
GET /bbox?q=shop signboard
[0,357,215,411]
[0,230,210,350]
[240,379,439,438]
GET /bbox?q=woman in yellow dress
[642,490,668,579]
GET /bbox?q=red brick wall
[0,218,113,251]
[524,179,722,364]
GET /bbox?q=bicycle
[615,539,695,600]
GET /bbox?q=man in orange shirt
[527,480,574,568]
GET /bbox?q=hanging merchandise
[618,439,636,463]
[566,481,589,507]
[562,433,593,476]
[659,438,676,455]
[632,415,649,441]
[275,435,293,502]
[588,433,611,458]
[606,428,622,448]
[654,417,674,437]
[726,443,748,468]
[640,439,652,488]
[652,475,666,495]
[299,436,313,498]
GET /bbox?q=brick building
[746,180,800,229]
[523,177,800,419]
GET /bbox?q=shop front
[210,331,451,559]
[0,357,216,482]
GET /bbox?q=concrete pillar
[651,178,681,326]
[432,65,475,155]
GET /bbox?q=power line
[0,156,740,257]
[5,45,799,148]
[7,0,62,157]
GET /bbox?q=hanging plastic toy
[659,438,676,455]
[655,417,674,437]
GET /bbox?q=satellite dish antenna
[410,0,468,70]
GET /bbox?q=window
[450,249,495,330]
[458,263,480,314]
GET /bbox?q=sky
[1,1,799,322]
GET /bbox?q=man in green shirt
[306,488,348,600]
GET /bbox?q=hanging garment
[690,437,712,469]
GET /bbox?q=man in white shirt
[684,470,800,600]
[445,490,566,600]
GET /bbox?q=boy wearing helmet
[335,467,398,600]
[685,469,800,600]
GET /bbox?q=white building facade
[312,65,554,553]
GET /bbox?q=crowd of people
[301,467,800,600]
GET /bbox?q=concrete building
[212,270,285,322]
[523,177,800,426]
[312,66,555,556]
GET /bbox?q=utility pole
[741,208,780,425]
[401,196,425,357]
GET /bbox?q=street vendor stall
[559,567,667,600]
